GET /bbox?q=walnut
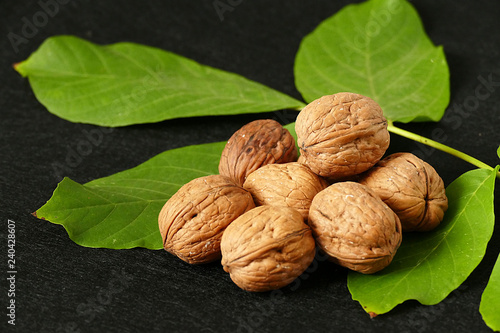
[158,175,255,264]
[308,182,402,274]
[358,152,448,232]
[221,205,316,292]
[295,93,390,179]
[243,162,328,221]
[219,119,298,186]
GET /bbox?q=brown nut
[243,162,328,221]
[295,93,390,179]
[297,154,306,165]
[221,205,316,292]
[358,152,448,232]
[158,175,255,264]
[309,182,402,274]
[219,119,298,186]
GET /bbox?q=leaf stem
[387,122,500,178]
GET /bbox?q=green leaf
[347,167,497,315]
[480,252,500,331]
[283,122,297,139]
[15,35,305,127]
[497,146,500,159]
[35,141,226,249]
[294,0,450,122]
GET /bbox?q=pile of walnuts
[158,92,449,292]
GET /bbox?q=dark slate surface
[1,1,499,332]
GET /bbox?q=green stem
[387,122,500,178]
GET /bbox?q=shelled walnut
[219,119,298,186]
[308,182,402,274]
[358,152,448,232]
[221,205,316,292]
[243,162,328,220]
[295,93,390,179]
[158,175,255,264]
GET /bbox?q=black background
[1,0,500,332]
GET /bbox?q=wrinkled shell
[158,175,255,264]
[219,119,298,186]
[221,206,316,292]
[243,162,328,221]
[295,93,390,179]
[309,182,402,274]
[297,154,306,165]
[358,153,448,232]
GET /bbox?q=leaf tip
[13,61,27,77]
[31,211,45,220]
[368,311,378,318]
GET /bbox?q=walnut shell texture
[221,206,316,292]
[158,175,255,264]
[219,119,298,186]
[309,182,402,274]
[295,93,390,179]
[243,162,328,221]
[358,153,448,232]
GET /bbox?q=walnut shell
[221,206,316,292]
[358,153,448,232]
[243,162,328,221]
[309,182,402,274]
[295,93,390,179]
[219,119,298,186]
[297,154,306,165]
[158,175,255,264]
